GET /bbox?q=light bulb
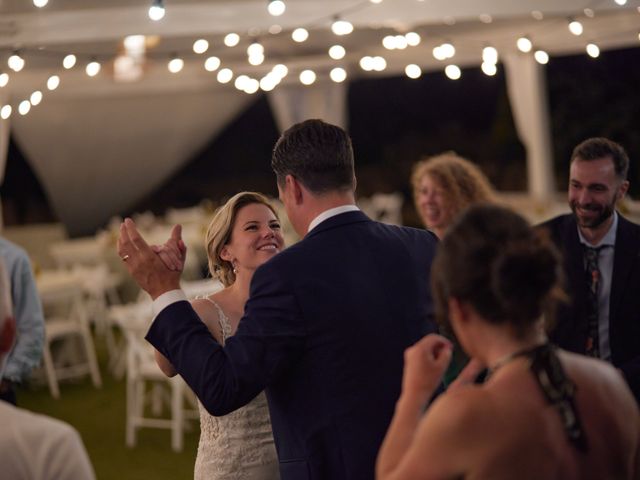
[217,68,233,83]
[382,36,397,50]
[0,105,11,120]
[33,0,48,7]
[224,33,240,47]
[247,42,264,57]
[204,56,221,71]
[517,37,533,53]
[359,56,374,71]
[168,57,184,73]
[394,35,408,50]
[272,64,288,78]
[432,46,447,61]
[330,67,347,83]
[444,64,461,80]
[440,43,455,58]
[18,100,31,116]
[47,75,60,90]
[193,39,209,54]
[234,75,250,90]
[534,50,549,64]
[372,56,387,71]
[0,73,8,88]
[248,54,265,66]
[63,54,77,69]
[86,60,101,77]
[614,0,627,5]
[481,62,497,76]
[482,46,499,64]
[148,0,165,21]
[30,91,43,106]
[260,75,277,92]
[244,78,260,94]
[299,70,316,85]
[405,64,421,79]
[332,19,354,36]
[329,45,346,60]
[568,20,583,36]
[586,43,600,58]
[292,28,309,43]
[8,54,25,72]
[405,32,421,46]
[268,0,286,16]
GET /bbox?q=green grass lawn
[19,342,200,479]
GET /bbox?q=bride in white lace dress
[154,192,282,480]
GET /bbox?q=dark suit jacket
[540,213,640,403]
[147,210,438,479]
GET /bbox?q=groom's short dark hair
[271,119,355,194]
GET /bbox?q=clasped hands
[117,218,187,300]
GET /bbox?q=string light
[204,56,221,71]
[217,68,234,83]
[193,39,209,54]
[86,60,101,77]
[168,56,184,73]
[299,70,316,85]
[248,54,264,66]
[18,100,31,115]
[47,75,60,90]
[0,73,8,88]
[586,43,600,58]
[272,64,288,78]
[372,56,387,71]
[614,0,627,5]
[359,56,374,71]
[479,14,493,24]
[534,50,549,64]
[332,18,354,36]
[224,33,240,47]
[517,36,533,53]
[0,105,11,120]
[405,64,422,79]
[234,75,250,91]
[482,46,499,64]
[370,0,383,3]
[8,53,25,72]
[244,78,260,94]
[568,19,584,36]
[148,0,165,21]
[259,74,278,92]
[292,28,309,43]
[30,91,43,106]
[33,0,48,7]
[330,67,347,83]
[481,62,497,76]
[63,54,77,69]
[267,0,286,17]
[329,45,346,60]
[247,42,264,57]
[405,32,421,46]
[444,64,461,80]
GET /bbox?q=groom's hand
[152,224,187,272]
[117,218,181,299]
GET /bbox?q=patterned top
[193,298,280,480]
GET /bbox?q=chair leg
[125,376,136,447]
[171,379,184,452]
[81,326,102,388]
[42,344,60,399]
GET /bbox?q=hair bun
[491,244,558,318]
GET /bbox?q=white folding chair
[123,319,198,452]
[40,279,102,398]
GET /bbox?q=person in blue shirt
[0,237,45,405]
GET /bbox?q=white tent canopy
[1,0,639,233]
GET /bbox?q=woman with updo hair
[377,205,640,480]
[154,191,282,480]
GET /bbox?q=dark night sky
[3,46,640,230]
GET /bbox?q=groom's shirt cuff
[152,289,187,318]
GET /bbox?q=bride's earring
[232,261,238,275]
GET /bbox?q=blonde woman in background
[155,192,282,480]
[411,152,495,238]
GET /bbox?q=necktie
[583,246,604,357]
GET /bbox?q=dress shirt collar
[577,210,618,248]
[307,205,360,234]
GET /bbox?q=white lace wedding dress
[194,299,280,480]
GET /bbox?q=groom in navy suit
[118,119,438,479]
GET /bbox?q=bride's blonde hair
[205,192,278,287]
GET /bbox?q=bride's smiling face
[221,203,284,272]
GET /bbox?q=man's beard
[570,199,616,230]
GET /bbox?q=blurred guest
[0,259,95,480]
[155,192,281,480]
[411,152,495,238]
[0,236,44,405]
[540,137,640,404]
[377,205,640,480]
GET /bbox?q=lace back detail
[200,296,233,345]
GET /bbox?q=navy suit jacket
[540,213,640,403]
[147,211,438,479]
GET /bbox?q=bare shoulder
[190,297,224,343]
